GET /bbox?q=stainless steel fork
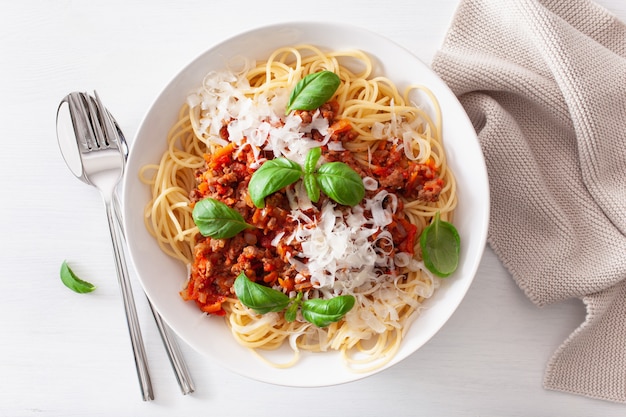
[99,96,195,396]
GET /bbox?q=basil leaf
[304,173,320,203]
[420,212,460,277]
[286,71,341,113]
[301,295,355,327]
[233,272,291,314]
[316,162,365,206]
[60,260,96,293]
[248,158,302,208]
[284,292,303,322]
[304,147,322,174]
[192,198,255,239]
[303,148,322,202]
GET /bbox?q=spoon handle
[105,200,154,401]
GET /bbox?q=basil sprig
[420,212,460,277]
[284,292,303,322]
[192,198,255,239]
[249,148,365,208]
[247,158,302,208]
[316,162,365,206]
[300,295,356,328]
[286,70,341,113]
[234,273,355,328]
[233,272,290,314]
[303,147,322,202]
[60,260,96,294]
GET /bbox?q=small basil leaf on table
[316,162,365,206]
[248,158,303,208]
[301,295,356,327]
[192,198,255,239]
[60,260,96,293]
[234,272,291,314]
[420,211,460,277]
[286,71,341,113]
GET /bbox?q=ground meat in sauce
[181,110,444,315]
[324,141,443,202]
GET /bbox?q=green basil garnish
[284,292,303,322]
[60,260,96,293]
[286,70,341,113]
[233,272,355,327]
[304,146,322,173]
[316,162,365,206]
[248,149,365,208]
[303,147,322,202]
[234,272,290,314]
[247,157,302,208]
[420,211,460,277]
[303,173,321,203]
[192,198,255,239]
[301,295,356,328]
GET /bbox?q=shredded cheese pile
[188,69,331,166]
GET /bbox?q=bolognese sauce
[182,103,443,316]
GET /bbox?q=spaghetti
[140,45,457,371]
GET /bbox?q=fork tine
[94,90,118,149]
[68,92,93,152]
[79,92,100,151]
[81,92,106,149]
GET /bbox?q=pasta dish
[140,45,457,371]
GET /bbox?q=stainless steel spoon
[56,91,154,401]
[57,91,196,398]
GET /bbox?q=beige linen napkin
[432,0,626,403]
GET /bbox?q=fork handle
[147,301,195,394]
[105,201,154,401]
[112,193,195,395]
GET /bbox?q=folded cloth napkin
[431,0,626,403]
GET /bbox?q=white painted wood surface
[1,0,625,415]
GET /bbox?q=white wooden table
[2,0,625,415]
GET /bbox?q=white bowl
[122,22,489,387]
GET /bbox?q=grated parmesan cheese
[286,188,410,296]
[191,69,331,166]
